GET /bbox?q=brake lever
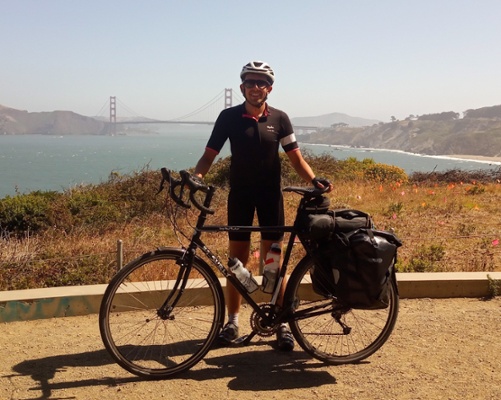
[161,168,191,209]
[171,180,191,209]
[179,170,215,215]
[189,189,215,215]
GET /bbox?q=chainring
[249,303,278,337]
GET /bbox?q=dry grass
[1,162,501,291]
[328,180,501,273]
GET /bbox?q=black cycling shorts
[227,186,284,242]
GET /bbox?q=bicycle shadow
[7,348,139,400]
[191,343,337,391]
[7,341,337,399]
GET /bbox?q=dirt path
[1,297,500,400]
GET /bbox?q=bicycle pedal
[233,332,255,346]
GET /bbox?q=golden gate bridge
[95,89,319,134]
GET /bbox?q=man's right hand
[312,177,333,192]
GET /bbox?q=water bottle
[228,257,259,293]
[262,243,281,293]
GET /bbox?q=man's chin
[246,97,267,107]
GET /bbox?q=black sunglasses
[242,79,270,89]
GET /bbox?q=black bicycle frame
[188,223,296,320]
[168,182,317,324]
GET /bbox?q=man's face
[240,73,273,107]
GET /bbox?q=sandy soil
[1,297,500,400]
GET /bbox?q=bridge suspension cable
[231,89,245,105]
[170,89,225,121]
[115,97,150,119]
[94,99,110,118]
[107,88,246,125]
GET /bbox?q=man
[194,60,331,351]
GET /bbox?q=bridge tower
[224,89,232,109]
[109,96,117,135]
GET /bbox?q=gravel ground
[1,297,500,400]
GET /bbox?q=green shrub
[466,185,486,195]
[305,156,408,184]
[363,163,408,184]
[386,201,404,218]
[456,223,476,237]
[331,157,366,181]
[65,190,120,227]
[203,156,231,187]
[410,168,501,184]
[105,168,163,216]
[487,274,500,298]
[200,153,409,187]
[399,244,445,272]
[0,168,164,237]
[0,191,61,235]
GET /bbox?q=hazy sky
[2,0,501,122]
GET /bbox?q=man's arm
[286,149,315,182]
[194,147,218,178]
[286,149,333,191]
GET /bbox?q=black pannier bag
[303,195,330,213]
[311,227,402,309]
[307,208,373,241]
[332,209,373,232]
[295,196,331,238]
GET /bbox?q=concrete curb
[1,272,500,323]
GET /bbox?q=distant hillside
[297,105,501,157]
[0,105,108,135]
[1,103,380,135]
[291,112,380,128]
[3,102,501,158]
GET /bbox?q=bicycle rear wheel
[285,255,399,364]
[99,248,225,379]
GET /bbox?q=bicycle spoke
[99,249,224,378]
[286,256,398,364]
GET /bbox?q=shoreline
[447,154,501,163]
[302,143,501,165]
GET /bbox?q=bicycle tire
[99,248,225,379]
[285,255,399,364]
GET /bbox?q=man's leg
[227,240,251,314]
[226,187,253,317]
[260,239,285,301]
[217,240,250,344]
[261,238,294,351]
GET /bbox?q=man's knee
[229,240,251,264]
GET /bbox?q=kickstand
[234,331,257,346]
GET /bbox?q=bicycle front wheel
[99,248,225,379]
[285,255,399,364]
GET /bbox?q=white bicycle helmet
[240,61,275,85]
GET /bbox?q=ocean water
[301,143,501,175]
[1,125,500,199]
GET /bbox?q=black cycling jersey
[206,103,299,189]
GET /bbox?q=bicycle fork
[156,251,194,320]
